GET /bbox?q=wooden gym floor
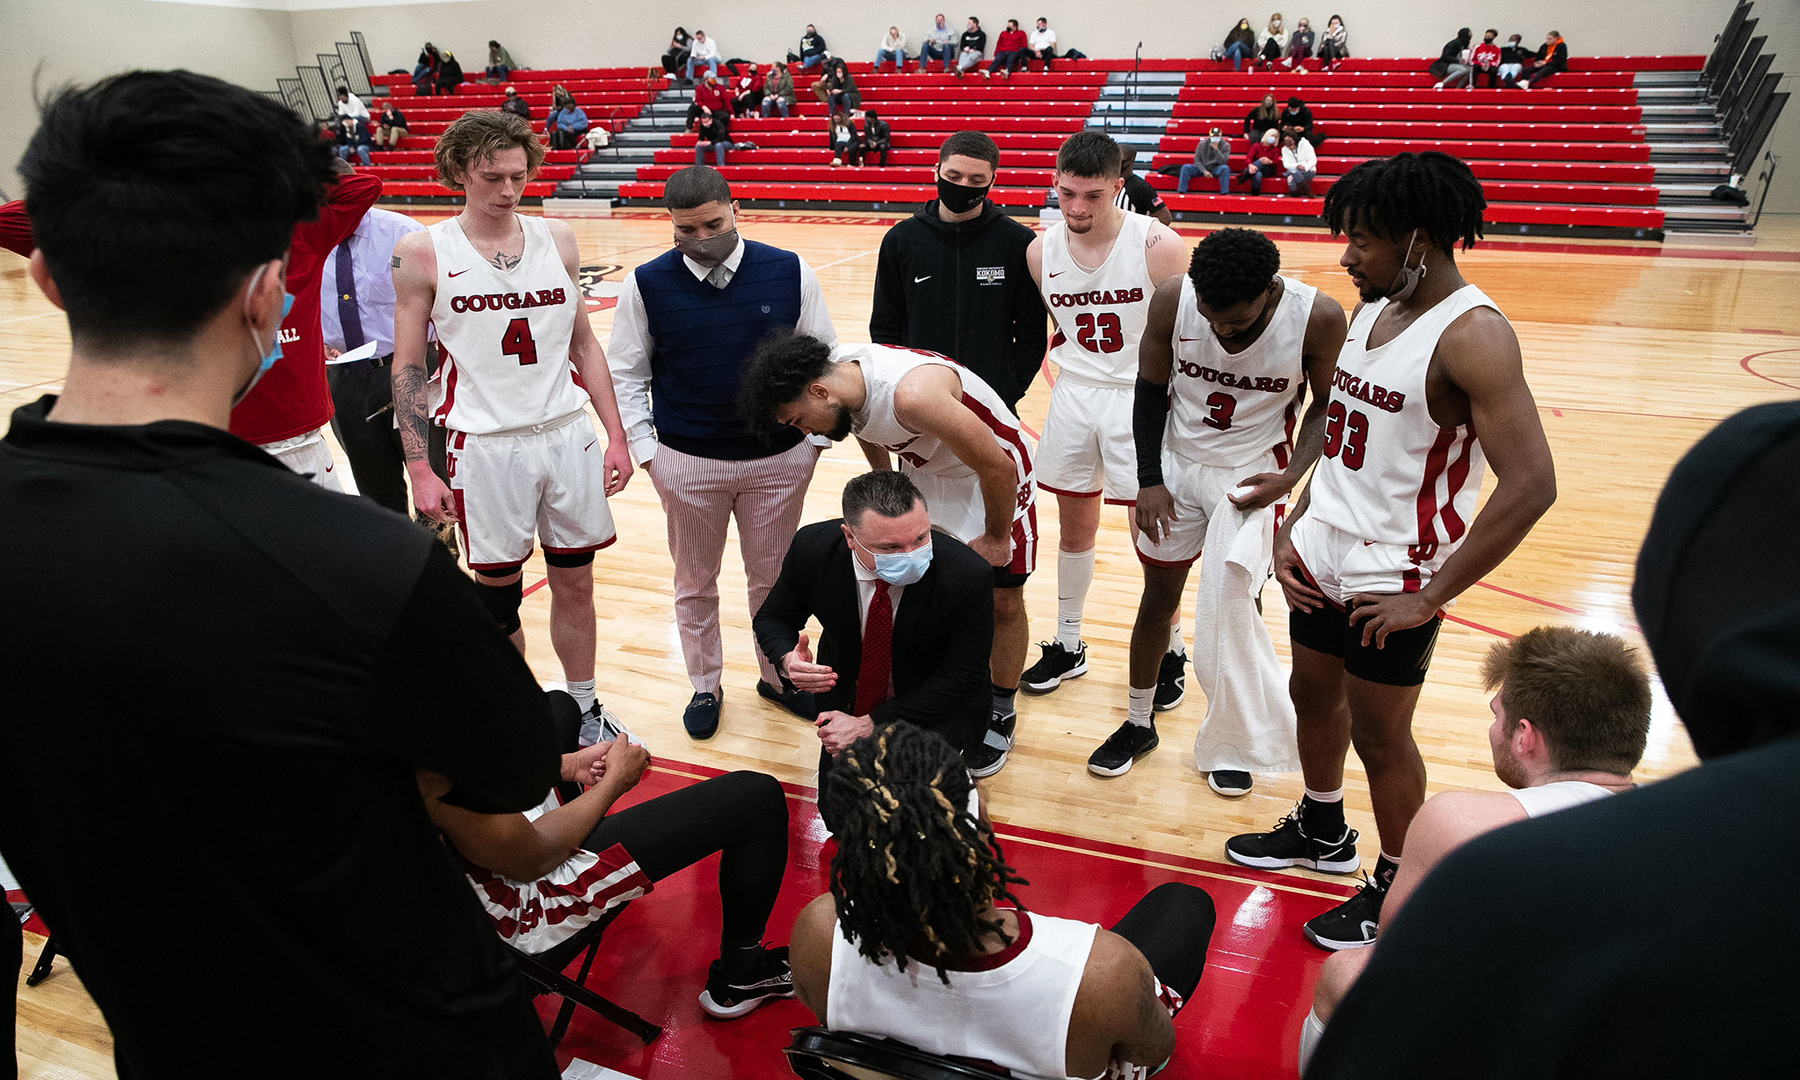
[6,209,1799,1077]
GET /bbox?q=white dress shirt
[607,235,837,464]
[335,93,369,121]
[319,208,430,358]
[1028,27,1056,50]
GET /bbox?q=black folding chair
[784,1028,1011,1080]
[505,901,661,1046]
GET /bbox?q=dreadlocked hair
[819,722,1029,984]
[1321,151,1486,257]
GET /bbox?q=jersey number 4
[501,317,539,366]
[1322,401,1369,469]
[1074,312,1124,353]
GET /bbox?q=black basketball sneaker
[1302,858,1398,950]
[1225,804,1360,873]
[1087,720,1160,777]
[698,945,795,1019]
[965,710,1016,778]
[1154,649,1187,710]
[1022,640,1087,693]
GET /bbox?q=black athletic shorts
[994,567,1031,590]
[1290,598,1442,687]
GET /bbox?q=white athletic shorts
[1288,512,1454,605]
[1034,376,1137,505]
[1135,449,1281,567]
[259,426,341,492]
[446,410,617,572]
[904,467,1039,580]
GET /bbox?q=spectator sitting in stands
[1279,94,1313,141]
[1281,18,1315,70]
[828,112,860,167]
[688,70,729,128]
[1298,627,1651,1072]
[762,62,797,118]
[686,30,722,83]
[335,115,374,167]
[1429,28,1472,83]
[1117,158,1173,224]
[1245,92,1281,140]
[730,64,765,117]
[1317,15,1349,68]
[412,43,441,96]
[375,99,409,148]
[788,722,1219,1080]
[987,19,1029,79]
[500,85,530,122]
[814,58,859,116]
[1497,33,1529,85]
[1521,30,1568,89]
[547,96,590,151]
[1243,129,1280,194]
[955,17,987,77]
[435,49,464,95]
[486,40,516,82]
[1258,13,1287,70]
[1468,30,1503,88]
[877,27,907,70]
[862,110,891,166]
[798,24,829,71]
[663,27,692,80]
[1280,132,1316,196]
[921,14,956,72]
[428,691,797,1022]
[1223,18,1257,71]
[334,85,369,122]
[694,107,731,166]
[1028,18,1058,71]
[1179,126,1234,195]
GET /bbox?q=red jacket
[996,29,1028,53]
[0,200,32,258]
[1472,42,1502,68]
[1246,142,1281,171]
[230,172,383,445]
[693,80,730,112]
[733,72,764,95]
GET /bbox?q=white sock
[1168,621,1186,656]
[1379,848,1403,865]
[1298,1008,1327,1075]
[567,679,597,712]
[1303,786,1344,804]
[1056,547,1095,651]
[1127,685,1155,728]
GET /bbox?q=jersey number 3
[1322,401,1369,469]
[501,317,539,366]
[1074,312,1124,353]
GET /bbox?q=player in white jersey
[1298,627,1648,1070]
[1023,131,1190,714]
[1225,152,1557,949]
[740,333,1037,777]
[392,111,635,738]
[1087,229,1343,783]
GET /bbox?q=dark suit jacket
[754,519,993,754]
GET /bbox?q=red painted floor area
[548,762,1354,1080]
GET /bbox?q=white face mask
[1387,229,1428,302]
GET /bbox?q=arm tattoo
[391,362,432,463]
[490,250,521,271]
[390,255,401,268]
[1147,233,1160,248]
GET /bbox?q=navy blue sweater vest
[639,240,805,460]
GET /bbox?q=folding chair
[784,1027,1011,1080]
[505,901,661,1046]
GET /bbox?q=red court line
[1445,612,1512,638]
[522,578,548,597]
[1741,348,1800,392]
[1541,403,1723,423]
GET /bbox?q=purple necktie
[335,242,366,352]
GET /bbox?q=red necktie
[854,581,893,717]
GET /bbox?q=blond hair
[433,110,545,191]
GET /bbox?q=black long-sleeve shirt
[870,200,1046,409]
[0,399,561,1078]
[960,28,988,55]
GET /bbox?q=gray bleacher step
[577,163,642,180]
[553,182,620,199]
[1657,182,1739,202]
[1634,71,1702,87]
[1107,71,1188,85]
[613,131,676,147]
[1637,86,1709,103]
[1649,143,1732,162]
[1642,122,1723,140]
[1091,100,1180,114]
[1639,105,1723,122]
[1654,161,1731,181]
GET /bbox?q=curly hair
[819,723,1029,983]
[1321,151,1486,256]
[1188,227,1282,309]
[738,329,834,432]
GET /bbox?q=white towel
[1191,494,1300,773]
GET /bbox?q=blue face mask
[234,266,294,406]
[855,533,934,586]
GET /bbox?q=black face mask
[936,174,990,215]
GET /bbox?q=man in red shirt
[987,19,1029,79]
[0,200,31,258]
[228,163,382,488]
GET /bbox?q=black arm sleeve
[362,544,560,813]
[1134,377,1172,488]
[869,232,906,345]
